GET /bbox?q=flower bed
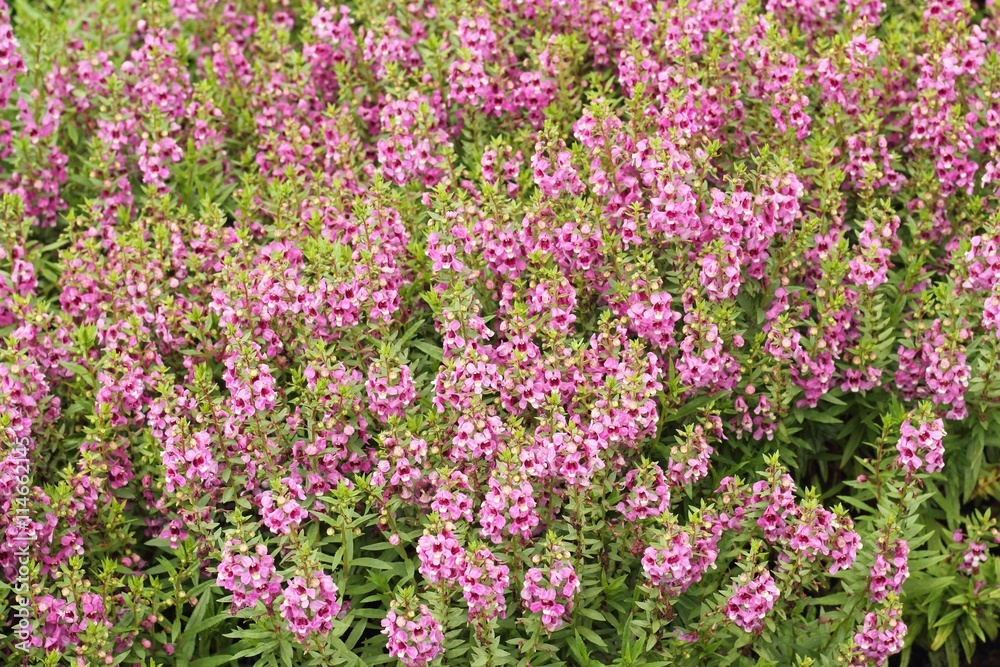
[2,1,1000,666]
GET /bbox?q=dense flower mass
[4,0,1000,666]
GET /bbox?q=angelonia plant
[6,0,1000,666]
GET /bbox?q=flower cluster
[724,570,781,634]
[642,517,721,596]
[869,539,909,604]
[521,547,581,633]
[279,571,343,642]
[617,461,670,522]
[458,545,510,623]
[896,411,947,475]
[381,603,445,667]
[416,527,465,584]
[953,527,994,577]
[851,606,907,667]
[216,541,283,613]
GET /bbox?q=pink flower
[617,462,670,521]
[381,605,444,667]
[279,571,342,642]
[521,559,580,632]
[896,415,946,474]
[417,528,465,584]
[852,606,907,666]
[724,570,780,633]
[459,547,510,622]
[216,541,283,612]
[869,539,909,603]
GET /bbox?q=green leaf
[184,612,228,638]
[577,608,606,622]
[190,657,236,667]
[412,340,443,361]
[577,625,608,648]
[349,557,393,570]
[232,640,279,660]
[279,639,294,667]
[931,623,956,651]
[58,361,91,377]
